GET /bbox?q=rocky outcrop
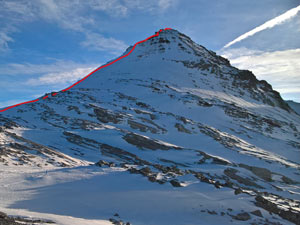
[123,133,181,150]
[0,212,54,225]
[255,195,300,224]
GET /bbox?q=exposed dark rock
[233,212,251,221]
[255,195,300,224]
[67,105,81,114]
[207,210,217,215]
[234,188,243,195]
[0,211,54,225]
[175,123,191,134]
[139,117,166,133]
[139,167,152,176]
[281,175,298,184]
[170,179,182,187]
[135,102,151,109]
[134,109,156,120]
[0,211,22,225]
[239,164,273,182]
[128,120,158,134]
[251,210,263,218]
[93,107,124,124]
[197,151,232,166]
[148,175,157,182]
[123,133,181,150]
[116,92,137,101]
[158,37,170,44]
[159,158,188,167]
[95,160,110,167]
[154,164,184,175]
[95,160,115,167]
[64,131,98,148]
[192,171,218,187]
[224,168,263,188]
[109,218,122,225]
[100,144,150,165]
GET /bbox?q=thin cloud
[0,0,176,52]
[0,31,14,52]
[158,0,175,10]
[26,66,97,86]
[224,5,300,48]
[0,99,26,108]
[0,60,96,76]
[81,32,128,55]
[220,48,300,101]
[0,60,98,86]
[123,0,177,12]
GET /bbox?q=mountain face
[286,100,300,115]
[0,29,299,225]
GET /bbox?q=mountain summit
[77,28,291,112]
[0,29,299,225]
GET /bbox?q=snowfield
[0,29,299,225]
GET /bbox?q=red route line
[0,28,172,113]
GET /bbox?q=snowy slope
[286,100,300,115]
[0,29,299,225]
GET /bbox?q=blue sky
[0,0,299,108]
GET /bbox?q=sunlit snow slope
[0,29,299,225]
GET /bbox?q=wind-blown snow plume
[224,5,300,48]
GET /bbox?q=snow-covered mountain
[286,100,300,115]
[0,29,299,225]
